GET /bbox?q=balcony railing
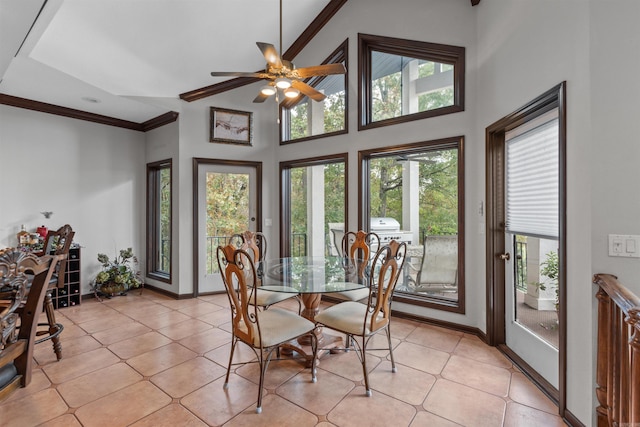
[593,273,640,426]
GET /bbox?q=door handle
[499,253,511,261]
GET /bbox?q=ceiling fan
[209,0,346,104]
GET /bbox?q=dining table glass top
[257,256,368,294]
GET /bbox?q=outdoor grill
[329,217,413,255]
[369,217,414,244]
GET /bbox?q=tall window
[359,33,465,130]
[360,137,465,313]
[280,40,348,144]
[280,154,347,257]
[147,159,172,282]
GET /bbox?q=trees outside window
[359,33,465,130]
[281,40,348,144]
[281,155,347,257]
[360,137,465,313]
[146,159,172,282]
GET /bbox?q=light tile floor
[0,290,568,426]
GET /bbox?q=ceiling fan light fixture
[283,87,300,98]
[260,84,276,96]
[275,77,291,89]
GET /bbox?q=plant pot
[99,282,125,296]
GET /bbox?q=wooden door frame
[485,82,567,414]
[192,158,262,297]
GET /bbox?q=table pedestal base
[279,293,345,367]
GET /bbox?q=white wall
[589,0,640,291]
[0,105,146,294]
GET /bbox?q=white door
[197,163,257,294]
[504,110,560,388]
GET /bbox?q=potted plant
[92,247,142,297]
[533,250,559,312]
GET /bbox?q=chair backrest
[416,235,458,286]
[366,240,407,332]
[241,230,267,263]
[41,224,74,287]
[341,230,380,280]
[0,248,60,400]
[216,244,260,346]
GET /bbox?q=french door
[486,82,567,412]
[194,159,261,295]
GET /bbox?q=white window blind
[506,112,559,239]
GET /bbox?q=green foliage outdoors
[289,91,346,140]
[372,59,454,121]
[369,150,458,235]
[534,250,559,310]
[206,172,249,237]
[159,167,171,272]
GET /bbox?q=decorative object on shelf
[92,248,142,301]
[16,225,29,247]
[210,107,252,146]
[36,225,48,238]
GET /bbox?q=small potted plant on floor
[92,247,142,299]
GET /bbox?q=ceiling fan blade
[253,91,270,103]
[256,42,283,68]
[210,71,269,78]
[291,80,326,102]
[294,63,346,78]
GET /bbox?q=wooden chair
[33,224,75,360]
[0,249,60,401]
[240,230,301,313]
[407,235,458,295]
[325,230,380,302]
[315,240,407,397]
[216,244,317,414]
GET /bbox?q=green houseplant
[533,250,559,311]
[93,247,142,296]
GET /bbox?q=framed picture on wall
[210,107,252,145]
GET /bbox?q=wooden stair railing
[593,273,640,427]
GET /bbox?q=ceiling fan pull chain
[279,0,283,55]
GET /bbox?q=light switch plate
[608,234,640,258]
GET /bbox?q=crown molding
[0,93,178,132]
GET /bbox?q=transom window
[280,40,348,144]
[359,33,465,130]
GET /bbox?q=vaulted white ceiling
[0,0,332,123]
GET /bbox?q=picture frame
[210,107,252,145]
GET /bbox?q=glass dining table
[257,255,368,363]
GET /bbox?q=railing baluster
[596,287,610,427]
[593,274,640,427]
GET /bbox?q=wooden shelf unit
[51,247,81,309]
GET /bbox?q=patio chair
[407,235,458,295]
